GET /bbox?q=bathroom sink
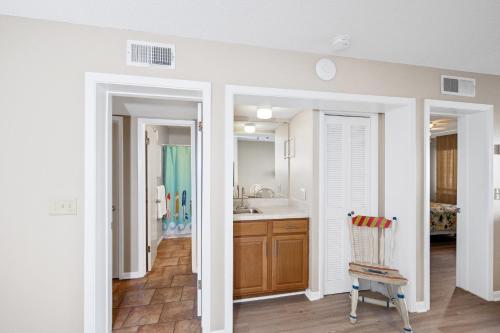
[233,208,262,215]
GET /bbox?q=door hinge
[197,279,202,290]
[198,121,203,132]
[145,137,150,145]
[147,245,151,253]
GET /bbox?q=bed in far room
[430,202,458,236]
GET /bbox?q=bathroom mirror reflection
[233,121,289,199]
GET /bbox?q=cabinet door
[271,234,308,291]
[233,236,268,297]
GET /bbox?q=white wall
[152,125,191,145]
[166,126,191,145]
[289,110,314,205]
[3,15,500,332]
[274,123,289,196]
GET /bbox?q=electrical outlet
[494,188,500,200]
[50,199,78,215]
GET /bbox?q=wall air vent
[441,75,475,97]
[127,40,175,69]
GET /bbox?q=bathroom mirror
[233,121,289,198]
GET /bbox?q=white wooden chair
[347,212,413,333]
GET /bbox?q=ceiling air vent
[441,75,475,97]
[127,40,175,69]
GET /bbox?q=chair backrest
[347,213,397,267]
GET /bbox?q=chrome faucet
[236,187,248,210]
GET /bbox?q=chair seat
[349,262,408,286]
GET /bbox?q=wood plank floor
[112,237,200,333]
[234,241,500,332]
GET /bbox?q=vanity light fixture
[257,106,272,120]
[244,123,256,133]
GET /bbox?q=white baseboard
[493,291,500,301]
[156,234,163,247]
[305,289,322,301]
[233,291,305,304]
[411,301,429,313]
[209,330,225,333]
[119,271,145,280]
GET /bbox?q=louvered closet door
[324,115,372,295]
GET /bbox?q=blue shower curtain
[162,145,191,236]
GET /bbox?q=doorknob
[112,205,116,212]
[456,207,461,214]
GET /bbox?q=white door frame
[224,84,417,331]
[137,118,197,275]
[112,116,125,279]
[84,73,211,333]
[423,99,494,310]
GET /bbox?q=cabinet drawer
[234,221,268,237]
[272,219,308,234]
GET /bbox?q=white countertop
[233,205,309,221]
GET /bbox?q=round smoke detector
[315,58,337,81]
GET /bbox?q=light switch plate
[299,188,307,201]
[494,188,500,200]
[50,199,78,215]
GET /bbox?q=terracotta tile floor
[113,237,200,333]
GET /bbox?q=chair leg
[349,277,359,324]
[396,286,412,333]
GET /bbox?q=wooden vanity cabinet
[233,218,308,299]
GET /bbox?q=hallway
[112,238,200,332]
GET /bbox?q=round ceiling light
[315,58,337,81]
[244,123,256,133]
[257,106,272,119]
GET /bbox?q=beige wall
[2,15,500,332]
[289,110,314,205]
[289,109,318,289]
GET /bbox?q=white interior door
[196,103,203,317]
[145,130,152,271]
[456,110,493,300]
[146,127,162,272]
[111,118,122,279]
[324,115,374,295]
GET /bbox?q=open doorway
[111,99,202,331]
[84,73,211,333]
[424,99,494,310]
[427,113,459,309]
[225,85,417,331]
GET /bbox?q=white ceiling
[234,120,282,137]
[2,0,500,75]
[113,96,198,119]
[235,104,303,122]
[430,114,457,136]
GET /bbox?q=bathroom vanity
[233,211,309,299]
[232,108,309,299]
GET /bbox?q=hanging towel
[156,185,167,219]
